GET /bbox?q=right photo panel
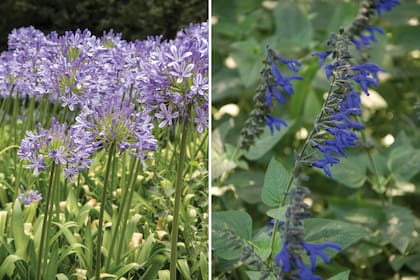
[211,0,420,279]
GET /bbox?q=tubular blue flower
[266,115,288,135]
[312,51,331,68]
[312,149,340,177]
[275,56,302,73]
[295,258,321,280]
[301,241,342,271]
[375,0,400,15]
[351,25,386,50]
[274,242,291,272]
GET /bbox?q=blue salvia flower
[274,183,343,278]
[351,26,385,50]
[375,0,400,15]
[270,0,398,277]
[301,241,343,271]
[265,51,302,128]
[239,48,302,150]
[345,0,399,50]
[265,48,303,120]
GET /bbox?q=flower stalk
[95,142,116,280]
[170,103,192,280]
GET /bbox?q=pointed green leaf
[12,199,28,257]
[290,60,320,119]
[261,158,291,207]
[244,121,295,160]
[304,218,370,252]
[330,155,367,188]
[381,205,414,254]
[139,254,165,280]
[177,259,191,280]
[271,2,312,50]
[212,210,252,260]
[388,146,420,182]
[328,270,350,280]
[231,39,263,88]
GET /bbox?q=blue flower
[275,56,301,73]
[324,64,334,79]
[302,241,342,271]
[312,51,331,68]
[295,258,322,280]
[376,0,400,15]
[274,242,291,272]
[267,219,284,235]
[351,26,385,50]
[266,115,288,135]
[312,147,340,177]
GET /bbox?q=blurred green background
[0,0,208,49]
[212,0,420,279]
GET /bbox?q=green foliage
[261,158,291,207]
[212,0,420,279]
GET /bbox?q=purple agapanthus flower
[18,118,95,182]
[18,186,43,206]
[72,96,157,161]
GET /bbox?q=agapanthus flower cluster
[17,118,95,182]
[18,185,42,205]
[136,22,209,133]
[73,96,157,161]
[0,22,208,134]
[239,48,302,150]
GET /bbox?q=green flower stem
[42,166,60,276]
[105,155,137,270]
[269,75,338,259]
[36,164,56,280]
[170,104,192,280]
[0,86,15,129]
[0,145,19,156]
[115,158,141,264]
[95,142,116,280]
[183,131,207,177]
[21,96,36,138]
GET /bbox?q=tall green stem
[115,159,141,264]
[105,155,137,270]
[95,143,115,280]
[268,76,337,257]
[36,164,56,280]
[170,104,191,280]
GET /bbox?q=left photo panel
[0,1,209,280]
